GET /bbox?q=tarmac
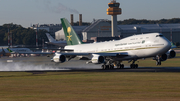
[0,56,180,72]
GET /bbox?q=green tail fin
[7,48,13,53]
[61,18,82,45]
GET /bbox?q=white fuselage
[65,33,171,60]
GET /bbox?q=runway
[25,67,180,73]
[0,56,180,72]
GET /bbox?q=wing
[6,48,53,55]
[45,42,67,47]
[56,52,128,57]
[43,48,73,52]
[53,52,129,63]
[9,51,53,55]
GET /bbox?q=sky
[0,0,180,28]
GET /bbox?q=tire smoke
[0,61,66,71]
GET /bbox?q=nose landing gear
[156,56,162,66]
[153,55,162,66]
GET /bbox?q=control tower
[107,0,122,37]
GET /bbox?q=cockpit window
[156,35,163,37]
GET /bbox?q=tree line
[0,23,48,46]
[117,18,180,25]
[74,18,180,25]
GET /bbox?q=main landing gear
[116,61,124,69]
[101,63,124,70]
[129,59,138,69]
[101,60,139,70]
[101,60,114,69]
[101,61,125,69]
[101,60,115,69]
[101,64,114,70]
[130,64,138,68]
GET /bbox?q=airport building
[30,24,62,37]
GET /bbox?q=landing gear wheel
[120,64,124,69]
[101,65,105,69]
[156,61,161,65]
[135,64,138,68]
[130,64,138,69]
[105,65,109,69]
[117,64,124,69]
[101,65,114,70]
[110,65,114,69]
[117,65,120,69]
[130,64,133,68]
[156,61,158,66]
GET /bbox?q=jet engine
[53,54,66,63]
[91,54,105,64]
[160,54,168,61]
[166,49,176,58]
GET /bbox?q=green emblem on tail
[61,18,82,45]
[67,27,72,41]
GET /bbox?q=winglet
[61,18,82,45]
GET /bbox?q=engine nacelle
[53,54,66,63]
[161,54,168,61]
[91,54,104,64]
[166,49,176,58]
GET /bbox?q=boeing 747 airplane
[51,18,176,69]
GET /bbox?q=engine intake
[91,54,105,64]
[167,49,176,58]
